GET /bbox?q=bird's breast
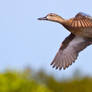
[62,18,92,38]
[63,24,92,38]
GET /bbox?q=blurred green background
[0,68,92,92]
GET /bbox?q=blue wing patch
[79,12,90,17]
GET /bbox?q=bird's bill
[38,16,47,20]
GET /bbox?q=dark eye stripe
[50,15,53,16]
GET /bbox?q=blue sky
[0,0,92,78]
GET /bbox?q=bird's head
[38,13,64,23]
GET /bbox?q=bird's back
[63,12,92,38]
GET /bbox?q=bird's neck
[55,17,65,24]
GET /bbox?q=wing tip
[50,59,76,70]
[50,63,69,70]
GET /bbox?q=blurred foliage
[0,69,52,92]
[0,68,92,92]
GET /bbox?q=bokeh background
[0,0,92,92]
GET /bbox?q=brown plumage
[38,12,92,70]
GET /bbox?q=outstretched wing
[70,12,92,27]
[51,33,91,70]
[75,12,91,18]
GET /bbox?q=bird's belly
[80,28,92,38]
[65,25,92,38]
[70,27,92,38]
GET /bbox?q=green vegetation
[0,69,92,92]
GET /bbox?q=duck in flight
[38,12,92,70]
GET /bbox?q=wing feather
[71,12,92,28]
[51,33,92,70]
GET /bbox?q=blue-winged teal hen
[38,12,92,70]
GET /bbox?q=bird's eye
[50,14,53,16]
[49,13,55,16]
